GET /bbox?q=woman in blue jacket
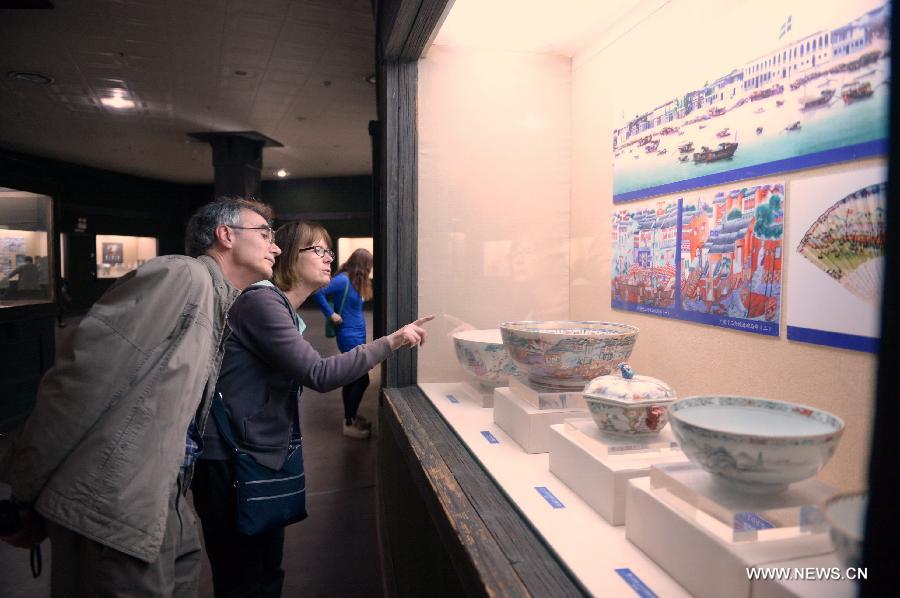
[314,248,374,439]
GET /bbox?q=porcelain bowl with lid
[499,321,639,389]
[452,328,517,387]
[668,396,845,494]
[823,491,866,571]
[582,364,677,435]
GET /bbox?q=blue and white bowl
[668,396,844,494]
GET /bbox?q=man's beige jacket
[1,255,238,562]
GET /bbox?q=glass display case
[382,0,885,596]
[94,234,158,279]
[0,187,53,308]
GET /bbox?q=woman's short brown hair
[272,220,332,291]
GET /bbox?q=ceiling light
[275,169,288,178]
[8,71,53,85]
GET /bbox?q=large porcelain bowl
[452,329,517,387]
[499,321,639,389]
[668,396,845,494]
[823,491,866,571]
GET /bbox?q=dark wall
[186,174,375,251]
[264,175,374,242]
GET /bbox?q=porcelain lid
[583,364,676,404]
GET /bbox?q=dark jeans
[192,459,285,598]
[342,373,370,422]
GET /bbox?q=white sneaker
[353,415,372,430]
[343,422,371,439]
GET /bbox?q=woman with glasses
[313,247,375,439]
[192,220,432,598]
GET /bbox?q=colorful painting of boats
[612,2,890,202]
[693,142,738,163]
[799,88,835,110]
[611,201,680,314]
[842,81,875,103]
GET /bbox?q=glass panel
[0,188,54,308]
[95,235,158,279]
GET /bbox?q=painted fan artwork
[796,182,886,304]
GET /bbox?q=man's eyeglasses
[299,246,335,260]
[230,225,275,243]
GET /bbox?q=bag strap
[335,277,350,315]
[210,394,241,452]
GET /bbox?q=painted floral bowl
[668,396,844,494]
[583,364,677,436]
[823,491,866,571]
[452,329,517,387]
[499,321,639,389]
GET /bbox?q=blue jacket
[313,272,367,352]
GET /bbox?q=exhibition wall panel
[570,0,883,491]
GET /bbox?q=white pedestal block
[548,420,687,525]
[626,477,838,598]
[492,387,585,453]
[459,380,496,407]
[508,375,588,410]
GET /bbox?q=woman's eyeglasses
[299,246,335,259]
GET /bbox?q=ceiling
[0,0,377,183]
[433,0,648,56]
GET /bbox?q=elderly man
[0,198,281,596]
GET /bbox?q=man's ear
[214,224,235,249]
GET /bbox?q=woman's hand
[387,315,435,350]
[330,313,343,326]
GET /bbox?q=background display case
[0,188,53,308]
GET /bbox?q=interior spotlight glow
[276,169,288,178]
[101,93,135,109]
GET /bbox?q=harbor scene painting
[612,1,890,202]
[786,166,886,352]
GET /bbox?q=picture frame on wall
[102,242,124,264]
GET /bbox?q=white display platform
[460,380,496,407]
[419,382,691,597]
[627,476,842,598]
[649,462,833,543]
[493,386,586,453]
[508,375,588,410]
[548,419,688,525]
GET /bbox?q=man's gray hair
[185,198,274,257]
